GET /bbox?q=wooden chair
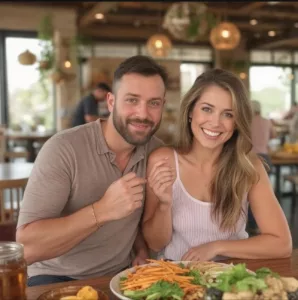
[283,174,298,225]
[0,125,28,162]
[0,178,28,223]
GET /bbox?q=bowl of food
[110,259,298,299]
[37,285,108,300]
[109,259,235,300]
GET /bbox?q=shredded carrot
[120,259,205,293]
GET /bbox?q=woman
[142,69,292,261]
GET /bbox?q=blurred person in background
[282,102,298,120]
[251,100,276,171]
[72,82,111,127]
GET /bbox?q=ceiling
[23,2,298,50]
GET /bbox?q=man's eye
[150,100,161,106]
[127,98,137,103]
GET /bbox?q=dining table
[6,130,55,162]
[270,154,298,200]
[27,248,298,300]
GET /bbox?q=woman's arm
[142,147,175,252]
[217,159,292,259]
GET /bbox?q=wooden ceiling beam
[118,2,172,10]
[99,14,286,31]
[117,2,298,21]
[79,24,210,43]
[79,2,119,27]
[255,37,298,49]
[209,7,298,20]
[238,2,268,13]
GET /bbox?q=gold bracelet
[91,203,101,230]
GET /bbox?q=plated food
[110,259,298,300]
[37,285,108,300]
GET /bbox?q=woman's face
[189,85,236,150]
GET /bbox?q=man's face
[94,88,108,102]
[107,73,166,146]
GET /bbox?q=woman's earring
[189,117,192,123]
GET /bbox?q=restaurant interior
[1,1,298,299]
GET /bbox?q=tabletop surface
[0,162,34,181]
[27,249,298,300]
[6,130,55,140]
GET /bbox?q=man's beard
[113,107,161,146]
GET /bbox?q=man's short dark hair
[113,55,168,92]
[95,82,111,92]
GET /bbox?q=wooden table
[0,162,34,182]
[27,249,298,300]
[6,130,55,162]
[270,155,298,200]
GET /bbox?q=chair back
[0,178,28,223]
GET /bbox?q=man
[16,55,168,286]
[71,82,111,127]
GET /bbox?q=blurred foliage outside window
[6,37,54,131]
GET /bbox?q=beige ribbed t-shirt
[17,119,163,279]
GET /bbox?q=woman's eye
[202,107,211,112]
[224,112,233,118]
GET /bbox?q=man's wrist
[92,200,111,227]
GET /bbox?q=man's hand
[132,249,149,266]
[95,172,146,222]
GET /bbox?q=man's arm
[17,202,109,265]
[15,136,106,265]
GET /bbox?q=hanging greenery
[70,34,93,62]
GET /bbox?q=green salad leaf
[187,269,204,285]
[255,267,280,279]
[235,276,267,293]
[123,280,184,300]
[213,263,253,292]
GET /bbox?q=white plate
[109,261,232,300]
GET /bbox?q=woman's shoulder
[148,146,176,166]
[249,152,268,178]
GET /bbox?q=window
[180,63,211,97]
[249,66,292,119]
[5,36,55,131]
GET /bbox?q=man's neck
[101,118,135,157]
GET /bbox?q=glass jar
[0,242,27,300]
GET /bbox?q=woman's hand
[182,242,219,261]
[147,158,175,206]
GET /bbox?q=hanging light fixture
[18,50,37,65]
[146,33,172,58]
[146,2,172,58]
[209,22,241,50]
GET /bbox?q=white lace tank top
[160,150,249,261]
